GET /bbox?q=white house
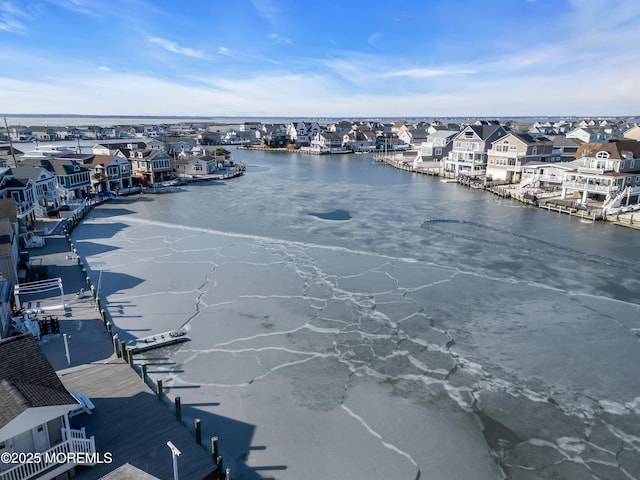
[0,334,98,480]
[561,140,640,212]
[520,160,582,192]
[309,132,344,153]
[174,155,220,177]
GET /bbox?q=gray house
[444,123,509,176]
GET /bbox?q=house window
[596,151,610,159]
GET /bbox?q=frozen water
[74,150,640,480]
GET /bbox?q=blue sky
[1,0,639,117]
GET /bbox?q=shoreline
[375,156,640,229]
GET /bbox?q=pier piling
[195,418,201,444]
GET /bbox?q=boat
[128,328,190,354]
[21,144,77,160]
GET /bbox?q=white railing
[563,181,615,193]
[603,187,631,213]
[33,204,47,218]
[0,429,96,480]
[487,150,526,158]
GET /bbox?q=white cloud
[1,63,638,117]
[367,32,382,47]
[386,67,476,79]
[45,0,100,16]
[268,33,291,44]
[252,0,278,24]
[98,66,111,71]
[148,37,206,58]
[0,2,28,33]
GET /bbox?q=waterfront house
[29,127,59,142]
[560,139,640,213]
[198,131,225,145]
[287,122,322,146]
[4,166,60,218]
[486,133,554,182]
[398,128,429,150]
[174,155,219,177]
[0,334,98,480]
[342,130,377,152]
[7,127,34,142]
[520,160,582,192]
[129,148,173,185]
[85,154,133,193]
[310,132,344,153]
[415,129,457,165]
[377,133,410,152]
[444,123,508,176]
[44,159,92,201]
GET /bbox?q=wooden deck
[57,359,216,480]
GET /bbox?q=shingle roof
[0,198,18,222]
[577,140,640,160]
[99,463,160,480]
[0,334,77,428]
[8,166,46,182]
[466,124,504,140]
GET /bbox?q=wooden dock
[58,360,216,480]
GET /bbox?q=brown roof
[0,198,17,223]
[83,154,118,168]
[0,334,77,428]
[576,139,640,160]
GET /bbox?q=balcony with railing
[562,179,617,194]
[487,149,526,158]
[15,202,35,220]
[0,428,96,480]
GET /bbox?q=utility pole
[3,117,18,167]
